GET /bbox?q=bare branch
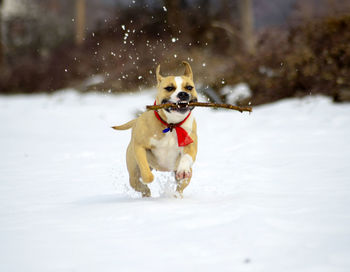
[146,102,252,113]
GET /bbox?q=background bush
[1,1,349,106]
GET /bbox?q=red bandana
[153,102,193,147]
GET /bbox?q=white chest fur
[150,131,181,171]
[149,115,194,171]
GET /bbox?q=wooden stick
[146,102,252,113]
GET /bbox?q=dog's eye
[185,85,193,91]
[164,86,175,92]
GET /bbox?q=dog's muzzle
[161,98,198,114]
[177,92,190,101]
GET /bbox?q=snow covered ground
[1,90,350,272]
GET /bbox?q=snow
[84,74,105,86]
[221,83,252,104]
[1,90,350,272]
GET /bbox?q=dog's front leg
[176,142,197,195]
[134,144,154,184]
[175,120,198,196]
[175,154,193,197]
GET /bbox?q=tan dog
[113,61,198,197]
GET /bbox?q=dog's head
[155,61,198,119]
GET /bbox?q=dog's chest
[150,132,182,171]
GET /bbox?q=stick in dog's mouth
[147,101,253,113]
[174,101,189,109]
[161,100,196,113]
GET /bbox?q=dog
[112,61,198,197]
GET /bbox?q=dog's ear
[156,64,163,84]
[182,61,193,80]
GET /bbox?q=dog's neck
[157,109,190,124]
[155,97,191,124]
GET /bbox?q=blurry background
[0,0,350,105]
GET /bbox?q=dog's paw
[175,170,192,181]
[141,172,154,184]
[173,191,184,199]
[141,189,151,198]
[176,154,193,181]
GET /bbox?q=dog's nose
[177,92,190,101]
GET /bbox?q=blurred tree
[164,0,186,35]
[75,0,86,45]
[238,0,255,54]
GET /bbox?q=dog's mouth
[161,98,197,114]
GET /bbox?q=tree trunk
[238,0,255,54]
[75,0,86,45]
[164,0,185,35]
